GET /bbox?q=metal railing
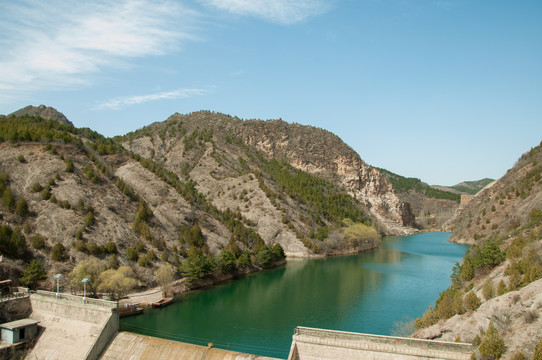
[0,289,30,302]
[34,290,118,309]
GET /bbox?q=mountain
[413,142,542,358]
[0,108,411,290]
[433,178,495,196]
[377,168,461,230]
[8,105,73,126]
[117,111,417,235]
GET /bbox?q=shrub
[453,289,465,315]
[65,157,74,172]
[105,241,117,254]
[510,352,526,360]
[2,187,15,210]
[415,306,438,329]
[255,245,273,268]
[126,247,138,262]
[534,339,542,360]
[218,250,236,274]
[31,235,46,250]
[529,208,542,226]
[461,260,475,281]
[51,243,66,261]
[496,280,508,296]
[14,198,29,217]
[507,236,526,259]
[108,255,119,269]
[464,291,481,311]
[74,240,87,253]
[482,279,495,301]
[436,288,455,319]
[508,270,522,291]
[472,334,482,347]
[155,264,175,297]
[19,260,47,288]
[17,155,26,163]
[180,248,216,283]
[86,240,100,255]
[272,243,286,260]
[31,182,43,192]
[137,254,150,267]
[478,321,506,360]
[84,211,95,228]
[41,186,51,200]
[342,223,379,248]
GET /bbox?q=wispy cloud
[0,0,198,102]
[198,0,333,24]
[93,88,209,111]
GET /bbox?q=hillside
[117,111,417,235]
[377,168,461,230]
[449,178,495,195]
[413,142,542,359]
[0,109,399,293]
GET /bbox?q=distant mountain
[8,105,73,126]
[376,168,460,230]
[432,178,495,195]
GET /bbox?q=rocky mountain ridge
[9,105,73,126]
[120,111,417,236]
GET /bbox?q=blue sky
[1,0,541,185]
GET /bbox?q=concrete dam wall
[27,291,118,360]
[288,327,474,360]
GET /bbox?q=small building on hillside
[460,194,474,206]
[0,280,12,296]
[0,319,40,344]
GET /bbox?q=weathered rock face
[230,118,417,235]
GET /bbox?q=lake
[120,232,469,359]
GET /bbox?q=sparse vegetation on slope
[414,141,542,359]
[1,108,383,297]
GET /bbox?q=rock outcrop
[8,105,73,126]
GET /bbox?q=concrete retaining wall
[288,327,474,360]
[0,296,31,323]
[100,332,280,360]
[28,291,118,360]
[85,305,119,360]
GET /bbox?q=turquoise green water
[121,232,468,358]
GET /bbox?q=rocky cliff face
[170,113,417,235]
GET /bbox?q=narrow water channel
[120,232,469,359]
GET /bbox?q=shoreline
[120,242,382,307]
[120,240,387,307]
[120,259,287,307]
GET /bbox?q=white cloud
[199,0,332,24]
[92,88,209,111]
[0,0,198,101]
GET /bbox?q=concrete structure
[0,318,39,344]
[0,280,12,296]
[27,290,118,360]
[287,327,474,360]
[460,195,474,206]
[100,331,280,360]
